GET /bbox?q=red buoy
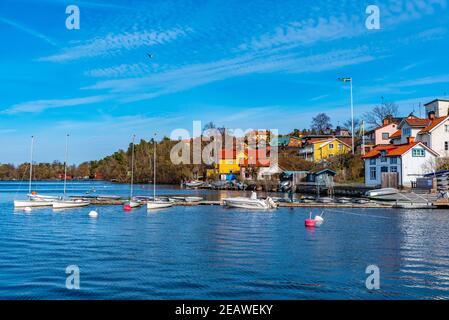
[305,219,316,227]
[123,204,132,211]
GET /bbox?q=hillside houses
[363,99,449,187]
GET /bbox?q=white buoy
[88,210,98,218]
[23,207,32,213]
[314,213,324,226]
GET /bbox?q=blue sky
[1,0,449,164]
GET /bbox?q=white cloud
[83,47,376,104]
[39,28,190,62]
[3,95,110,114]
[85,63,153,78]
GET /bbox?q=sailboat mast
[29,136,34,195]
[153,133,157,199]
[63,134,69,198]
[130,134,135,200]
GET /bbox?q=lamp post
[338,77,354,154]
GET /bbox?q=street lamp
[338,77,354,154]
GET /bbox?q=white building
[390,99,449,156]
[363,138,438,187]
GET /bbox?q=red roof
[419,116,448,134]
[362,141,436,158]
[404,117,431,127]
[390,130,401,139]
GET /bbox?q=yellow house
[207,149,247,178]
[312,138,351,162]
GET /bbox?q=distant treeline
[0,138,198,184]
[1,137,368,184]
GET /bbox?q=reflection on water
[0,181,449,299]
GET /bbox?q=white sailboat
[14,136,53,208]
[147,133,173,210]
[125,135,141,208]
[53,135,90,209]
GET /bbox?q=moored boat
[14,199,52,208]
[185,181,204,188]
[223,192,277,210]
[147,132,173,211]
[366,188,399,198]
[53,199,90,209]
[147,201,173,210]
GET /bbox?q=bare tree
[203,121,216,131]
[311,113,332,134]
[343,118,362,135]
[364,100,399,128]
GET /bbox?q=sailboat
[124,135,141,209]
[52,135,90,209]
[14,136,55,208]
[147,133,173,210]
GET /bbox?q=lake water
[1,180,448,299]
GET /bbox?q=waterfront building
[298,137,351,162]
[362,137,438,187]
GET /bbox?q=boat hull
[52,200,90,209]
[223,198,271,210]
[147,201,173,210]
[14,200,53,208]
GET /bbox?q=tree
[311,113,332,134]
[343,118,362,136]
[203,121,216,132]
[364,100,399,128]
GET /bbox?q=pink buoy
[123,204,132,211]
[305,219,316,227]
[305,211,316,227]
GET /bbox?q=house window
[445,125,449,133]
[390,157,398,164]
[370,167,377,180]
[328,154,334,158]
[338,144,343,150]
[382,133,389,140]
[390,166,398,173]
[369,158,376,165]
[381,166,388,173]
[412,148,425,157]
[329,144,334,149]
[403,128,411,137]
[445,142,449,151]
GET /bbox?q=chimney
[428,111,436,120]
[383,115,392,126]
[407,136,415,144]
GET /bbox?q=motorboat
[223,192,277,210]
[365,188,399,198]
[53,199,90,209]
[316,197,333,203]
[352,198,370,204]
[336,197,351,203]
[185,196,203,202]
[185,180,204,188]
